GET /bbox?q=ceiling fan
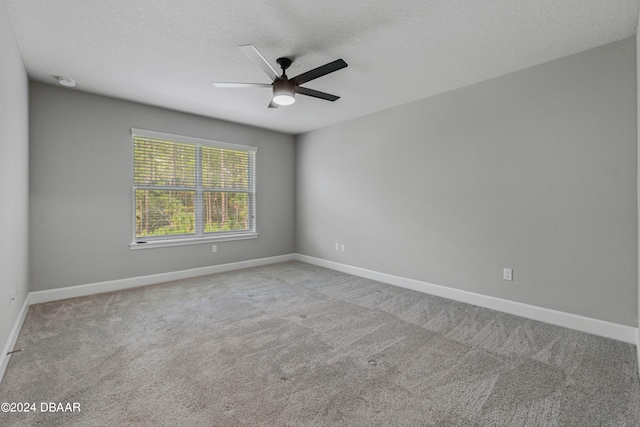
[212,44,348,108]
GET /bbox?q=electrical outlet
[340,244,345,252]
[503,268,513,281]
[212,244,217,253]
[335,243,339,251]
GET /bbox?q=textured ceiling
[5,0,640,135]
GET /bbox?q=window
[131,129,257,248]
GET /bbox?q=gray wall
[296,38,638,327]
[0,1,29,349]
[29,82,295,291]
[637,15,640,357]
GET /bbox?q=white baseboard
[295,254,638,344]
[0,296,30,385]
[30,254,296,305]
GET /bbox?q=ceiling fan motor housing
[272,78,296,105]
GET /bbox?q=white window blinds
[132,129,256,244]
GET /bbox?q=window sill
[129,232,258,250]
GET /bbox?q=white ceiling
[5,0,640,135]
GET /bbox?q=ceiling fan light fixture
[272,79,296,106]
[273,93,295,106]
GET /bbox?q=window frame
[130,128,257,249]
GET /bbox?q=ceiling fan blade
[239,44,279,81]
[295,86,340,102]
[212,82,272,88]
[268,100,280,108]
[291,59,347,86]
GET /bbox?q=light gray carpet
[1,261,639,426]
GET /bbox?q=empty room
[2,1,640,425]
